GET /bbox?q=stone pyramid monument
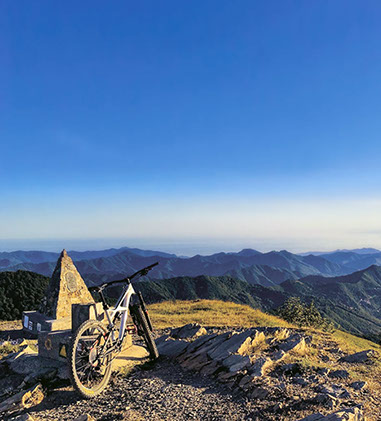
[39,249,94,319]
[23,249,95,335]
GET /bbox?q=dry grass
[0,341,22,357]
[238,331,268,356]
[332,329,381,354]
[285,328,381,419]
[148,299,292,329]
[274,328,290,341]
[0,340,38,359]
[0,320,22,331]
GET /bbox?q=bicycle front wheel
[69,320,113,398]
[131,304,159,360]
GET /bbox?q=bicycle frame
[103,281,136,344]
[86,262,158,361]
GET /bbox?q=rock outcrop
[157,325,370,420]
[339,349,376,364]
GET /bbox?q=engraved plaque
[65,271,77,292]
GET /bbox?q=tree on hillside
[277,297,334,332]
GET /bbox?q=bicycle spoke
[76,362,91,372]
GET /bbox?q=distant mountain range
[0,247,175,269]
[3,246,381,288]
[300,248,381,256]
[135,264,381,342]
[317,251,381,271]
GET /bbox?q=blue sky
[1,1,381,254]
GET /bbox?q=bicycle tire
[69,320,113,399]
[131,304,159,360]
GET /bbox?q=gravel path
[28,360,261,421]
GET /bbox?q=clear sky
[1,1,381,254]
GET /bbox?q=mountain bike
[69,262,159,398]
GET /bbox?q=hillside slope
[147,299,292,329]
[0,271,49,320]
[134,275,287,310]
[280,265,381,341]
[136,267,381,341]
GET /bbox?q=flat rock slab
[299,406,364,421]
[170,323,207,339]
[157,338,189,358]
[185,333,218,354]
[315,384,349,399]
[350,381,367,391]
[9,414,36,421]
[208,330,254,361]
[339,349,376,363]
[4,349,68,378]
[279,334,307,353]
[112,345,149,371]
[328,369,350,380]
[222,354,251,373]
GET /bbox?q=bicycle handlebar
[129,262,159,280]
[89,262,159,292]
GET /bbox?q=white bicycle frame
[104,282,136,344]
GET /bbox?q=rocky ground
[155,325,378,420]
[26,359,261,421]
[0,323,380,421]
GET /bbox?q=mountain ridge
[1,248,351,286]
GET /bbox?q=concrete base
[38,330,71,361]
[34,302,132,361]
[72,302,106,332]
[22,311,71,336]
[23,302,108,337]
[38,328,133,361]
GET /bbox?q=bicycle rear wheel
[69,320,113,398]
[131,304,159,360]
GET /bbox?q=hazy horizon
[0,237,379,257]
[2,2,381,252]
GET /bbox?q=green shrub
[277,297,334,332]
